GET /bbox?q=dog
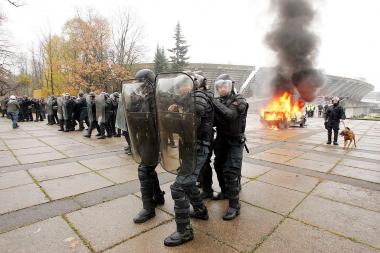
[340,127,356,149]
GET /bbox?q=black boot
[133,208,155,224]
[165,183,193,247]
[187,184,208,220]
[223,175,240,221]
[134,165,158,224]
[124,147,132,155]
[164,223,194,247]
[190,205,209,220]
[153,191,165,206]
[333,129,338,145]
[327,129,332,144]
[223,204,240,221]
[200,190,214,200]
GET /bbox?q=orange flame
[261,92,304,123]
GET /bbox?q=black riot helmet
[216,74,234,84]
[135,69,155,85]
[194,73,207,89]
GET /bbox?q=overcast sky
[2,0,380,91]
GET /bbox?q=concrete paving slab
[29,162,91,181]
[40,172,113,200]
[0,216,90,253]
[339,158,380,172]
[313,180,380,212]
[291,195,380,249]
[66,195,173,252]
[257,169,320,192]
[253,152,293,163]
[298,152,342,163]
[241,162,271,179]
[0,170,33,189]
[281,143,317,150]
[79,155,132,170]
[39,136,79,146]
[12,146,56,156]
[348,150,380,161]
[256,218,379,253]
[240,180,306,215]
[105,221,238,253]
[264,147,305,157]
[5,139,47,149]
[61,147,108,157]
[0,183,49,214]
[312,146,347,154]
[0,143,8,151]
[17,151,66,164]
[0,155,19,167]
[332,165,380,184]
[286,158,334,172]
[192,200,283,252]
[0,198,81,233]
[97,165,138,184]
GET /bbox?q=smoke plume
[265,0,324,102]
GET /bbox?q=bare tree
[29,45,43,90]
[40,29,56,94]
[110,9,144,68]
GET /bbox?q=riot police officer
[324,96,345,145]
[110,92,121,137]
[212,74,248,220]
[84,92,101,138]
[193,72,215,199]
[76,92,89,131]
[122,69,165,224]
[155,73,213,247]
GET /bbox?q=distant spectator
[7,95,20,129]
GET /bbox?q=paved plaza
[0,114,380,253]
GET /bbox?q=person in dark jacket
[7,95,20,129]
[324,96,346,145]
[37,98,46,121]
[1,96,8,117]
[212,74,248,221]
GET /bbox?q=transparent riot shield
[86,95,95,124]
[95,94,106,124]
[123,80,159,166]
[57,97,63,120]
[62,97,69,120]
[155,73,197,175]
[46,97,53,116]
[115,89,127,132]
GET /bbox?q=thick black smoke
[265,0,324,101]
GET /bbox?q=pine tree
[168,22,189,71]
[153,45,169,74]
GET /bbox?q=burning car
[260,92,306,129]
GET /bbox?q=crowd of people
[1,96,47,124]
[0,92,132,154]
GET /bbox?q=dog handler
[324,96,346,145]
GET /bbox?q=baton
[244,143,250,153]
